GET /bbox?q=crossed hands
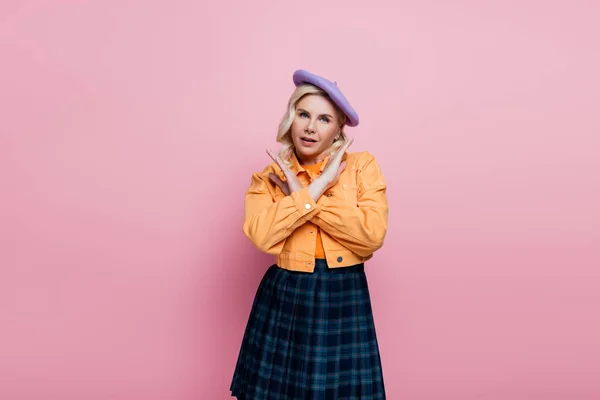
[266,137,354,199]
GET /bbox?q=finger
[330,141,349,165]
[269,172,283,186]
[269,173,290,195]
[266,149,280,165]
[336,136,353,155]
[267,148,287,168]
[340,136,354,154]
[267,149,286,174]
[266,149,293,177]
[269,173,290,196]
[336,161,347,177]
[269,172,288,190]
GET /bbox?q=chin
[296,147,318,155]
[298,150,326,164]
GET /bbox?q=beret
[292,69,359,127]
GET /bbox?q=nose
[305,118,316,134]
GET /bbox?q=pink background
[1,1,599,399]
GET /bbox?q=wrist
[308,177,328,202]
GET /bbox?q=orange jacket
[243,151,388,272]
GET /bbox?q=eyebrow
[297,108,333,119]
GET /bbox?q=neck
[295,149,326,166]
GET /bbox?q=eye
[299,112,309,118]
[319,116,330,123]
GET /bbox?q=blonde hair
[276,84,348,165]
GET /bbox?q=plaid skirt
[230,258,386,399]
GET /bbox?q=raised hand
[302,137,354,202]
[319,137,354,191]
[267,149,303,196]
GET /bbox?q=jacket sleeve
[242,170,321,255]
[311,152,388,257]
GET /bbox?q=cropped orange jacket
[243,151,388,273]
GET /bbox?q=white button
[305,203,311,210]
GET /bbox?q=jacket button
[337,256,343,262]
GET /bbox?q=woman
[230,69,388,399]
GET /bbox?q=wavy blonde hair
[276,84,348,165]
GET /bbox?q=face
[290,94,342,165]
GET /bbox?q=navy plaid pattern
[230,259,386,399]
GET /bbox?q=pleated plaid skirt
[230,258,386,399]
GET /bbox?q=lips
[301,137,317,143]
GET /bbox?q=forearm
[308,177,329,202]
[244,176,320,252]
[312,201,388,257]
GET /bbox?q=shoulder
[247,162,279,189]
[255,161,279,179]
[346,151,380,168]
[346,151,386,188]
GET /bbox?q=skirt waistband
[313,258,364,273]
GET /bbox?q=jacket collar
[275,149,348,180]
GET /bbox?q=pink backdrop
[1,1,599,399]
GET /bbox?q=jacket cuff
[291,187,320,221]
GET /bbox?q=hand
[319,136,354,191]
[266,149,303,196]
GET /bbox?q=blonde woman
[230,70,388,399]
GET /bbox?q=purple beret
[292,69,359,127]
